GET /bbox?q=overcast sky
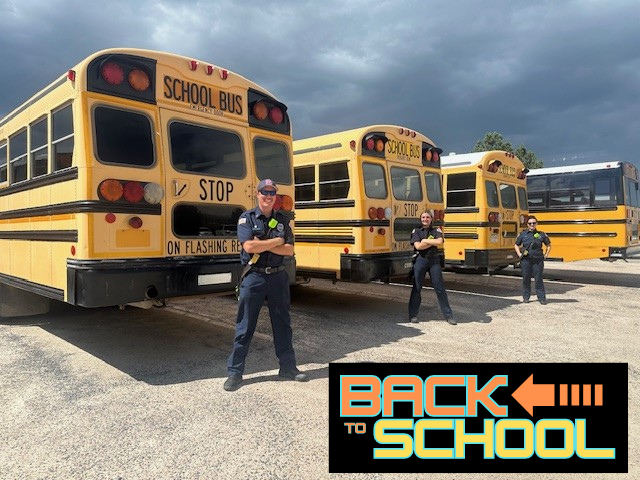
[1,0,638,168]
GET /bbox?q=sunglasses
[528,222,537,225]
[259,189,277,196]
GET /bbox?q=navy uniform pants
[520,257,546,301]
[227,269,296,376]
[408,256,452,318]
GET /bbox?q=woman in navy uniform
[515,215,552,304]
[224,179,308,391]
[408,210,455,325]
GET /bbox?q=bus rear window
[391,167,422,201]
[94,106,154,166]
[254,138,291,185]
[363,162,387,199]
[500,183,517,209]
[173,203,244,237]
[170,122,244,178]
[425,172,443,203]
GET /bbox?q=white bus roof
[440,151,503,168]
[527,161,623,176]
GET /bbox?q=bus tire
[0,283,51,318]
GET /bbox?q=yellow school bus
[440,151,529,270]
[527,161,640,261]
[293,125,445,282]
[0,48,294,315]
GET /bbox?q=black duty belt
[252,265,285,274]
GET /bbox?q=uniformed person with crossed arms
[408,210,455,325]
[224,179,308,392]
[515,215,552,305]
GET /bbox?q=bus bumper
[449,249,519,269]
[66,256,296,308]
[339,252,428,283]
[608,244,640,260]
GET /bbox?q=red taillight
[128,69,150,91]
[488,212,499,223]
[378,228,386,235]
[432,151,440,162]
[344,247,349,254]
[377,207,385,220]
[269,106,284,124]
[99,179,124,202]
[189,60,198,71]
[105,213,116,223]
[128,216,143,229]
[368,207,377,220]
[375,139,385,153]
[123,181,144,203]
[67,70,76,81]
[365,138,375,151]
[101,62,124,85]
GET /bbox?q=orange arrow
[512,374,555,416]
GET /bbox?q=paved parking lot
[1,258,638,479]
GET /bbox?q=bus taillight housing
[248,89,290,134]
[362,133,387,158]
[88,54,156,104]
[98,179,164,205]
[422,143,442,167]
[488,211,500,224]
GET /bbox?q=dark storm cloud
[1,0,638,167]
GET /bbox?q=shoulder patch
[238,217,247,225]
[436,227,442,233]
[276,223,284,232]
[411,228,416,234]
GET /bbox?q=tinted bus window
[53,105,74,171]
[425,171,443,203]
[294,166,315,202]
[363,162,387,199]
[95,107,154,167]
[486,181,499,207]
[500,183,517,209]
[170,122,243,177]
[0,143,7,182]
[319,162,349,200]
[9,129,27,183]
[254,138,291,184]
[447,172,476,207]
[30,117,48,178]
[518,186,528,210]
[390,167,422,201]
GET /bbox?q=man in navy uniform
[224,179,308,391]
[515,215,552,304]
[408,210,455,325]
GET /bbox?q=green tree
[473,132,543,169]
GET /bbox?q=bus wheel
[0,283,51,318]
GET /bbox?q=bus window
[0,143,7,183]
[390,166,422,201]
[527,176,547,208]
[499,183,517,209]
[95,106,154,167]
[170,122,244,178]
[53,104,74,171]
[447,172,476,207]
[319,161,349,200]
[518,186,528,210]
[173,203,244,237]
[30,117,48,178]
[9,129,27,183]
[294,166,315,202]
[363,162,387,199]
[425,171,443,203]
[486,181,499,207]
[254,138,291,184]
[594,177,616,206]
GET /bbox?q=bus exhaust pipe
[145,286,159,299]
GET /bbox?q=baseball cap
[257,179,278,191]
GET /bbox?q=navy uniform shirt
[237,206,294,267]
[515,229,551,260]
[410,225,443,261]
